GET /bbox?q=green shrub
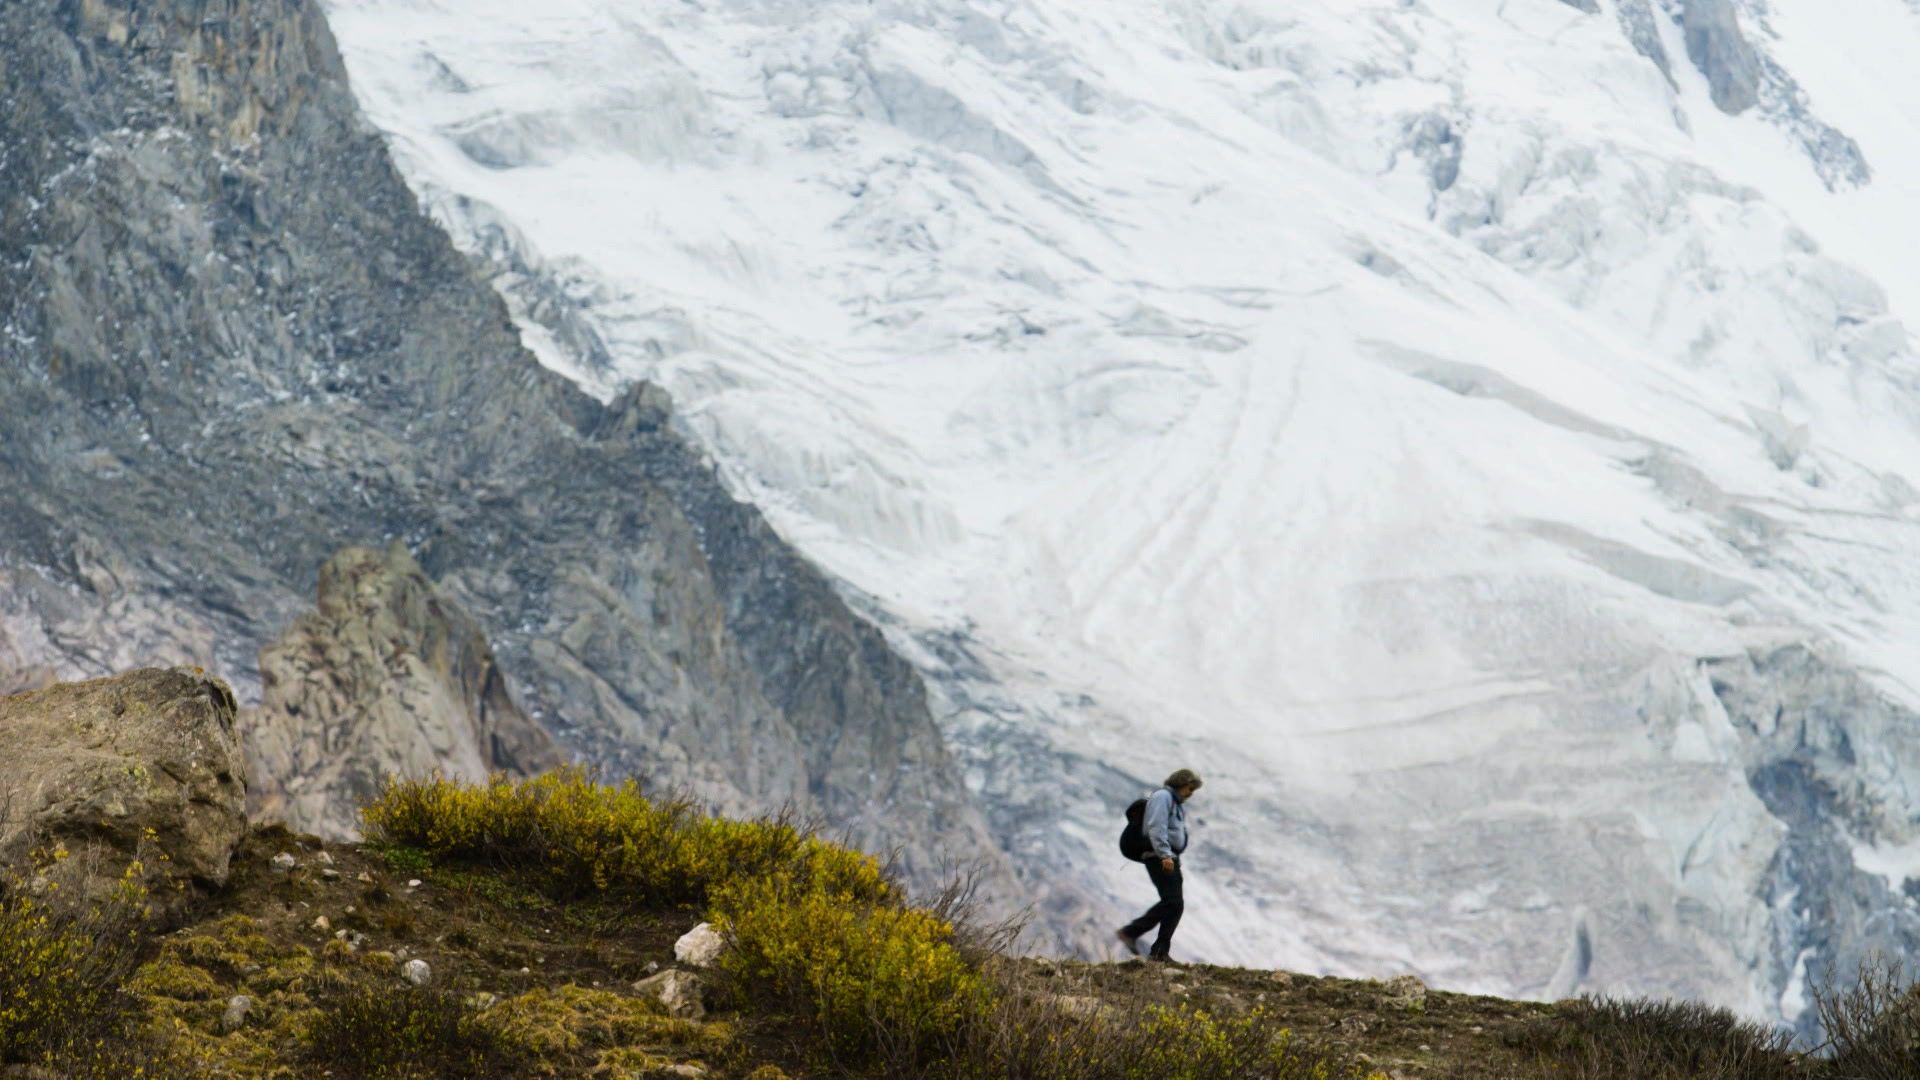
[380,845,433,878]
[1513,995,1797,1079]
[1128,1005,1348,1080]
[1812,954,1920,1080]
[304,985,532,1080]
[944,988,1367,1080]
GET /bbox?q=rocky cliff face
[243,543,562,839]
[1703,644,1920,1037]
[0,0,1008,893]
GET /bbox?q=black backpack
[1119,797,1150,861]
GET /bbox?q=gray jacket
[1143,786,1189,861]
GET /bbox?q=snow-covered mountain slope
[319,0,1920,1027]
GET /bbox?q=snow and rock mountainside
[315,0,1920,1030]
[0,0,1010,907]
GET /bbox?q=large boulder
[673,923,726,968]
[0,667,248,914]
[243,543,563,839]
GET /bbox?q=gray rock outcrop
[633,969,706,1019]
[0,0,1007,894]
[0,667,248,917]
[243,543,563,839]
[1601,2,1871,190]
[1682,0,1761,114]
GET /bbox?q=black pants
[1121,858,1183,957]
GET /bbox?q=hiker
[1117,768,1201,962]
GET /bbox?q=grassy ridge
[362,769,1366,1078]
[4,769,1920,1077]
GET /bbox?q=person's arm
[1144,790,1174,861]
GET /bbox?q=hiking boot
[1146,950,1175,963]
[1115,928,1142,956]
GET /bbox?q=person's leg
[1146,861,1183,959]
[1120,911,1159,938]
[1119,861,1171,946]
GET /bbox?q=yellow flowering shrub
[361,769,892,909]
[0,892,103,1057]
[363,772,969,1067]
[0,861,150,1063]
[714,871,990,1063]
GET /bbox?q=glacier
[317,0,1920,1029]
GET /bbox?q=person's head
[1164,768,1203,801]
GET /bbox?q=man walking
[1118,768,1202,962]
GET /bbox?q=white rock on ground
[673,923,725,968]
[402,959,432,987]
